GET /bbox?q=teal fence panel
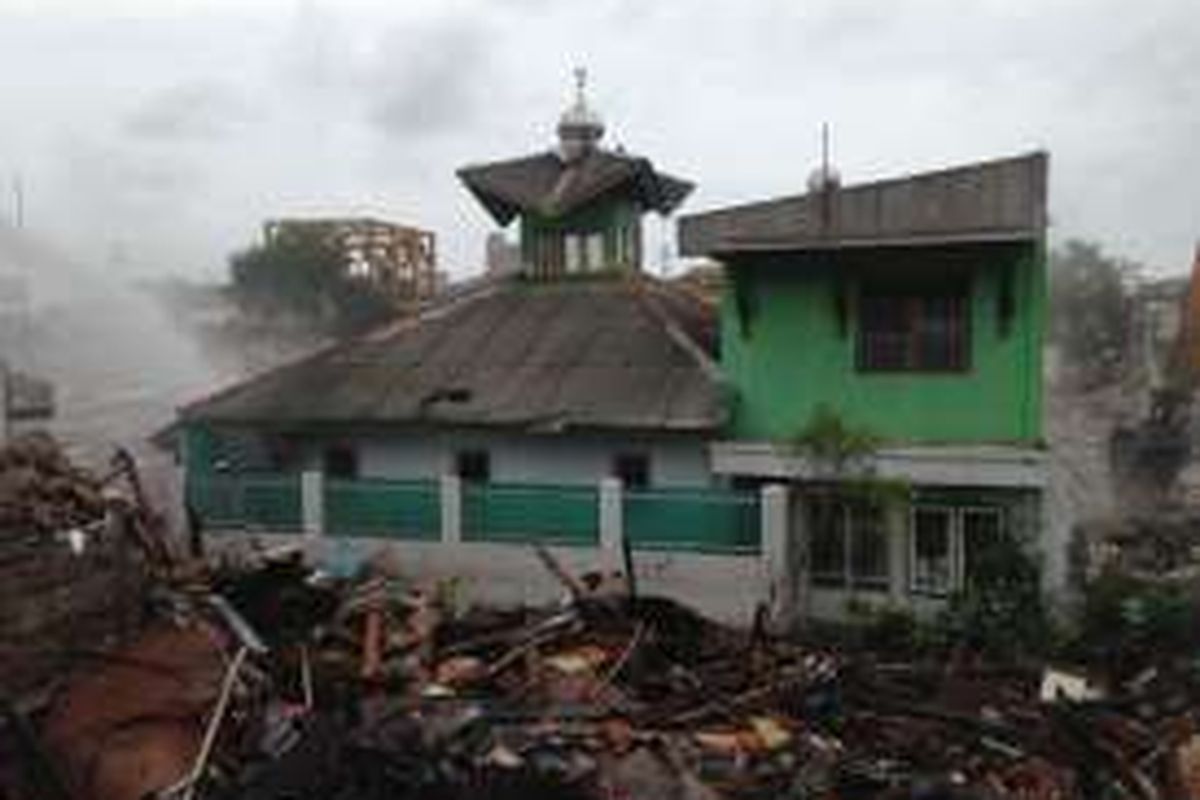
[325,478,440,540]
[463,483,598,545]
[624,487,761,554]
[188,473,303,533]
[187,473,242,528]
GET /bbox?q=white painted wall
[302,428,714,487]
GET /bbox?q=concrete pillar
[440,474,462,545]
[598,477,624,573]
[301,470,324,538]
[761,484,792,625]
[1036,486,1069,598]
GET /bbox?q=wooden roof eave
[708,230,1041,260]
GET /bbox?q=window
[809,496,846,587]
[859,288,969,372]
[808,495,887,590]
[455,450,490,483]
[586,233,605,271]
[564,234,582,273]
[911,507,953,594]
[323,445,358,479]
[962,507,1004,588]
[612,452,650,489]
[849,505,888,590]
[532,232,564,276]
[615,225,630,267]
[910,505,1006,595]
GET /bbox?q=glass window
[849,502,888,590]
[859,294,910,370]
[564,234,582,273]
[911,507,953,594]
[586,233,604,271]
[809,496,890,590]
[962,507,1004,587]
[808,496,847,587]
[616,225,630,267]
[859,289,969,372]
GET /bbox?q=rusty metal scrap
[11,549,1200,800]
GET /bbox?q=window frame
[909,504,1006,596]
[807,495,889,591]
[857,287,971,374]
[808,495,848,588]
[960,505,1006,589]
[909,505,955,596]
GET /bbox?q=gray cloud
[365,17,492,139]
[1,0,1198,281]
[124,81,256,141]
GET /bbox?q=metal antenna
[573,66,587,105]
[821,122,830,177]
[11,174,23,229]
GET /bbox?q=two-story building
[172,76,1057,624]
[679,152,1056,619]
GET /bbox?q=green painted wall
[720,243,1045,444]
[520,194,641,273]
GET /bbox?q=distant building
[262,217,438,305]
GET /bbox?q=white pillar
[761,484,792,625]
[301,470,324,538]
[440,474,462,545]
[598,477,624,573]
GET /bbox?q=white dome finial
[558,66,604,162]
[807,122,841,193]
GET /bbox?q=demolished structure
[261,217,441,307]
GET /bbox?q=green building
[679,152,1057,619]
[170,72,1061,624]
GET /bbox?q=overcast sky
[0,0,1196,281]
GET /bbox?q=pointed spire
[573,66,588,106]
[557,66,604,162]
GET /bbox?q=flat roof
[679,151,1047,258]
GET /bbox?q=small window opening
[456,450,491,483]
[323,445,358,479]
[613,452,650,489]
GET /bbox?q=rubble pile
[33,551,1194,800]
[0,433,104,537]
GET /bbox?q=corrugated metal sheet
[678,151,1048,257]
[458,149,693,225]
[181,278,724,433]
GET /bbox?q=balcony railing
[188,472,762,557]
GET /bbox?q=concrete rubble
[5,438,1200,799]
[4,534,1200,800]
